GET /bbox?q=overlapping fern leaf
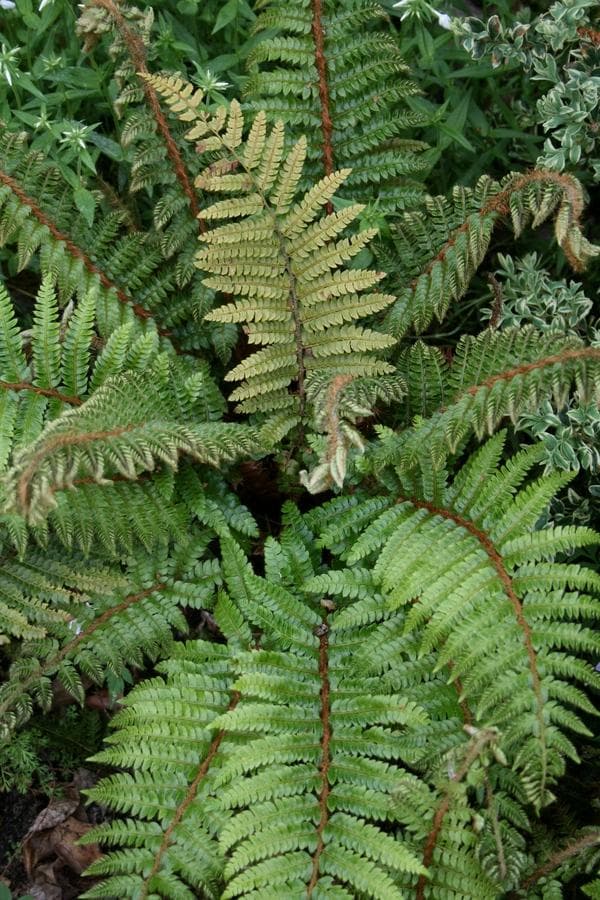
[0,276,260,531]
[145,74,402,487]
[245,0,430,212]
[382,171,600,338]
[0,128,176,337]
[367,327,600,477]
[82,510,436,898]
[318,433,600,814]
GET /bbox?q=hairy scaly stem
[90,0,204,232]
[307,616,331,895]
[311,0,335,188]
[511,832,600,896]
[0,381,82,406]
[139,691,241,900]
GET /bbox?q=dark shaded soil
[0,788,46,885]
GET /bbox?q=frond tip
[2,371,262,524]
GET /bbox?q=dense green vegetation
[0,0,598,896]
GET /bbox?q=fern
[0,3,598,895]
[323,435,600,811]
[83,468,600,895]
[245,0,430,213]
[367,328,600,478]
[145,74,401,487]
[83,524,430,898]
[383,171,600,338]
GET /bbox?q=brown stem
[310,0,335,213]
[0,581,166,719]
[139,691,241,900]
[416,729,498,899]
[17,424,137,514]
[91,0,204,232]
[0,381,82,406]
[411,168,589,294]
[0,168,160,325]
[307,618,331,895]
[463,347,600,396]
[487,273,504,329]
[512,832,600,895]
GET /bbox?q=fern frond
[86,523,432,897]
[385,171,600,338]
[143,75,400,487]
[81,640,238,900]
[0,535,224,736]
[326,436,600,811]
[369,328,600,476]
[245,0,429,213]
[2,367,261,524]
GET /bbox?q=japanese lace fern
[0,1,599,897]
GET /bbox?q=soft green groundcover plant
[0,0,599,897]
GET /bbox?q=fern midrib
[93,0,205,232]
[0,580,166,720]
[138,690,241,900]
[398,494,549,797]
[271,211,307,418]
[310,0,335,189]
[17,424,139,515]
[416,729,498,899]
[307,616,332,895]
[0,380,82,407]
[0,168,158,325]
[509,832,600,896]
[462,346,600,396]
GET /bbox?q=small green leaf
[74,186,96,227]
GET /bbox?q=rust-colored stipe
[139,691,241,900]
[510,832,600,896]
[17,425,138,514]
[91,0,205,233]
[307,620,331,895]
[0,169,158,324]
[0,581,166,719]
[411,168,590,289]
[0,381,82,406]
[310,0,335,213]
[463,347,600,396]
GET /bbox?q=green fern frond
[368,328,600,476]
[245,0,430,213]
[0,535,224,736]
[321,435,600,812]
[85,522,433,898]
[385,171,600,338]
